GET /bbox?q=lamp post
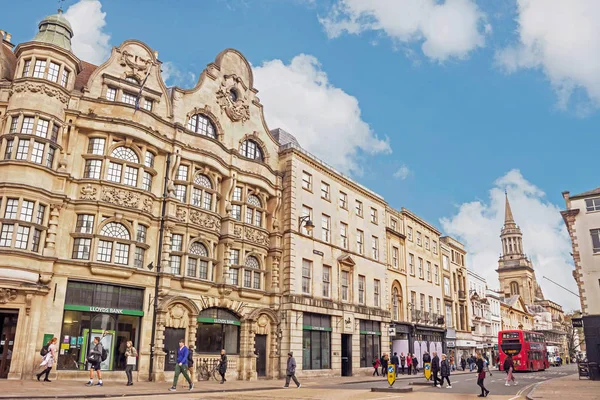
[298,215,315,234]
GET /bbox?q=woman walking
[504,355,517,386]
[412,354,419,375]
[124,341,137,386]
[218,349,227,384]
[476,353,490,397]
[406,354,412,375]
[37,337,57,382]
[372,357,380,376]
[441,354,452,388]
[461,356,466,371]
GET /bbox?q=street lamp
[298,215,315,234]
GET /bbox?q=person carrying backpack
[86,337,105,386]
[36,337,57,382]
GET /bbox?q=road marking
[465,378,476,381]
[508,381,540,400]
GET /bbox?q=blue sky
[5,0,595,310]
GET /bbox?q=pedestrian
[476,353,489,397]
[412,354,419,375]
[169,339,194,392]
[85,336,104,387]
[283,352,301,388]
[400,352,406,375]
[504,355,517,386]
[461,356,466,371]
[407,354,412,375]
[380,353,389,377]
[36,337,57,382]
[124,341,137,386]
[441,354,452,388]
[423,351,431,364]
[218,349,227,384]
[391,352,400,377]
[431,351,440,388]
[449,355,455,371]
[372,357,380,376]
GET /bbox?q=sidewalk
[0,369,474,399]
[527,373,600,400]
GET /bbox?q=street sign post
[424,362,431,380]
[387,365,396,387]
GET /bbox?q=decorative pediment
[338,254,356,267]
[216,74,250,123]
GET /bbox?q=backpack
[40,345,49,357]
[101,347,108,362]
[187,349,194,367]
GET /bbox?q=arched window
[196,308,240,354]
[187,241,211,280]
[239,139,263,161]
[241,255,261,289]
[187,114,217,138]
[510,281,520,295]
[125,76,139,84]
[392,287,399,321]
[106,146,140,187]
[191,174,214,211]
[245,194,263,227]
[97,222,130,265]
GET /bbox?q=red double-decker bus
[499,330,548,372]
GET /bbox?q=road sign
[572,318,583,328]
[387,365,396,386]
[424,362,431,380]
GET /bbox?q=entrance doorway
[341,334,352,376]
[0,310,18,379]
[255,334,267,377]
[163,328,185,372]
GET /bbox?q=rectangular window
[33,60,46,78]
[47,62,60,82]
[35,119,49,138]
[356,230,364,254]
[84,159,102,179]
[244,270,252,288]
[426,261,432,281]
[322,265,331,298]
[356,200,363,217]
[14,225,30,249]
[171,234,183,251]
[436,299,441,316]
[321,214,330,242]
[371,236,379,260]
[358,275,365,304]
[443,255,449,270]
[107,162,122,182]
[72,238,91,259]
[142,171,152,191]
[428,296,433,313]
[199,260,208,280]
[391,218,397,231]
[22,60,30,77]
[444,276,451,297]
[231,204,241,220]
[31,141,44,164]
[302,171,312,191]
[121,92,137,105]
[144,151,155,168]
[341,271,350,301]
[4,199,18,219]
[50,123,59,142]
[339,192,347,209]
[229,249,240,265]
[4,139,13,160]
[61,69,69,87]
[407,226,413,241]
[340,222,348,249]
[123,166,138,186]
[420,293,425,310]
[96,240,113,262]
[143,99,153,111]
[106,87,117,101]
[88,138,105,155]
[169,255,181,275]
[0,224,14,247]
[411,291,417,310]
[232,187,242,201]
[418,257,423,278]
[22,117,34,134]
[301,205,313,236]
[136,224,147,243]
[36,204,46,225]
[591,229,600,253]
[434,265,440,284]
[245,208,253,225]
[432,240,438,254]
[134,246,145,268]
[370,207,378,224]
[374,279,380,307]
[31,229,41,252]
[19,200,34,222]
[392,246,399,268]
[416,231,422,246]
[174,184,186,202]
[425,236,430,250]
[9,117,18,133]
[320,182,330,200]
[176,165,188,181]
[114,243,129,266]
[302,259,312,294]
[46,146,55,168]
[446,304,453,328]
[586,198,600,212]
[187,258,198,277]
[16,139,29,160]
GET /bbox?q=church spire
[504,190,514,224]
[500,191,523,257]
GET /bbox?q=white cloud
[496,0,600,111]
[440,169,580,312]
[319,0,488,62]
[64,0,111,64]
[393,165,411,180]
[254,54,391,175]
[161,61,197,88]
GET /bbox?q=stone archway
[154,296,201,381]
[241,308,280,380]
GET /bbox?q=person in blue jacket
[169,339,194,392]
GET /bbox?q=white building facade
[467,270,493,360]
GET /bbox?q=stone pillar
[43,203,62,258]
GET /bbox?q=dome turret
[33,9,73,51]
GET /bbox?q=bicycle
[197,359,220,381]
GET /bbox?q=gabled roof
[337,254,356,267]
[571,187,600,200]
[74,61,97,91]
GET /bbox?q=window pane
[35,119,49,138]
[107,162,123,182]
[4,139,14,160]
[84,160,102,179]
[134,246,145,268]
[20,200,34,222]
[144,151,155,168]
[47,62,60,82]
[121,92,137,105]
[21,117,34,134]
[33,60,46,78]
[4,199,18,219]
[170,255,181,274]
[46,146,55,168]
[0,224,14,247]
[97,240,113,262]
[199,260,208,280]
[123,166,138,186]
[72,238,91,259]
[31,228,42,252]
[106,87,116,101]
[171,234,183,251]
[36,204,46,225]
[14,225,30,249]
[16,139,29,160]
[31,141,44,164]
[88,138,105,155]
[111,147,139,163]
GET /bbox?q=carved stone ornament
[176,207,187,222]
[215,74,250,123]
[189,210,221,232]
[142,198,153,213]
[10,82,69,104]
[101,187,139,209]
[80,184,97,200]
[233,225,242,238]
[0,288,17,304]
[166,304,189,329]
[118,49,152,74]
[244,226,270,247]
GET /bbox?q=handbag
[478,370,486,379]
[127,356,137,365]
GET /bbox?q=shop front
[57,281,144,374]
[302,313,331,372]
[359,320,381,369]
[445,328,457,369]
[413,325,445,362]
[390,322,412,357]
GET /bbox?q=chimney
[561,191,571,209]
[1,30,14,49]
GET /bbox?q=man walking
[85,337,104,387]
[400,353,406,375]
[431,351,441,388]
[391,352,400,377]
[283,352,301,388]
[169,339,194,392]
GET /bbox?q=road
[90,364,576,400]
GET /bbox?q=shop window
[359,320,381,367]
[302,313,331,370]
[196,308,240,354]
[187,114,217,139]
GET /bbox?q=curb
[0,385,281,400]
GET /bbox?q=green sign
[302,325,332,332]
[42,333,54,348]
[197,317,241,326]
[64,304,144,316]
[360,330,382,335]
